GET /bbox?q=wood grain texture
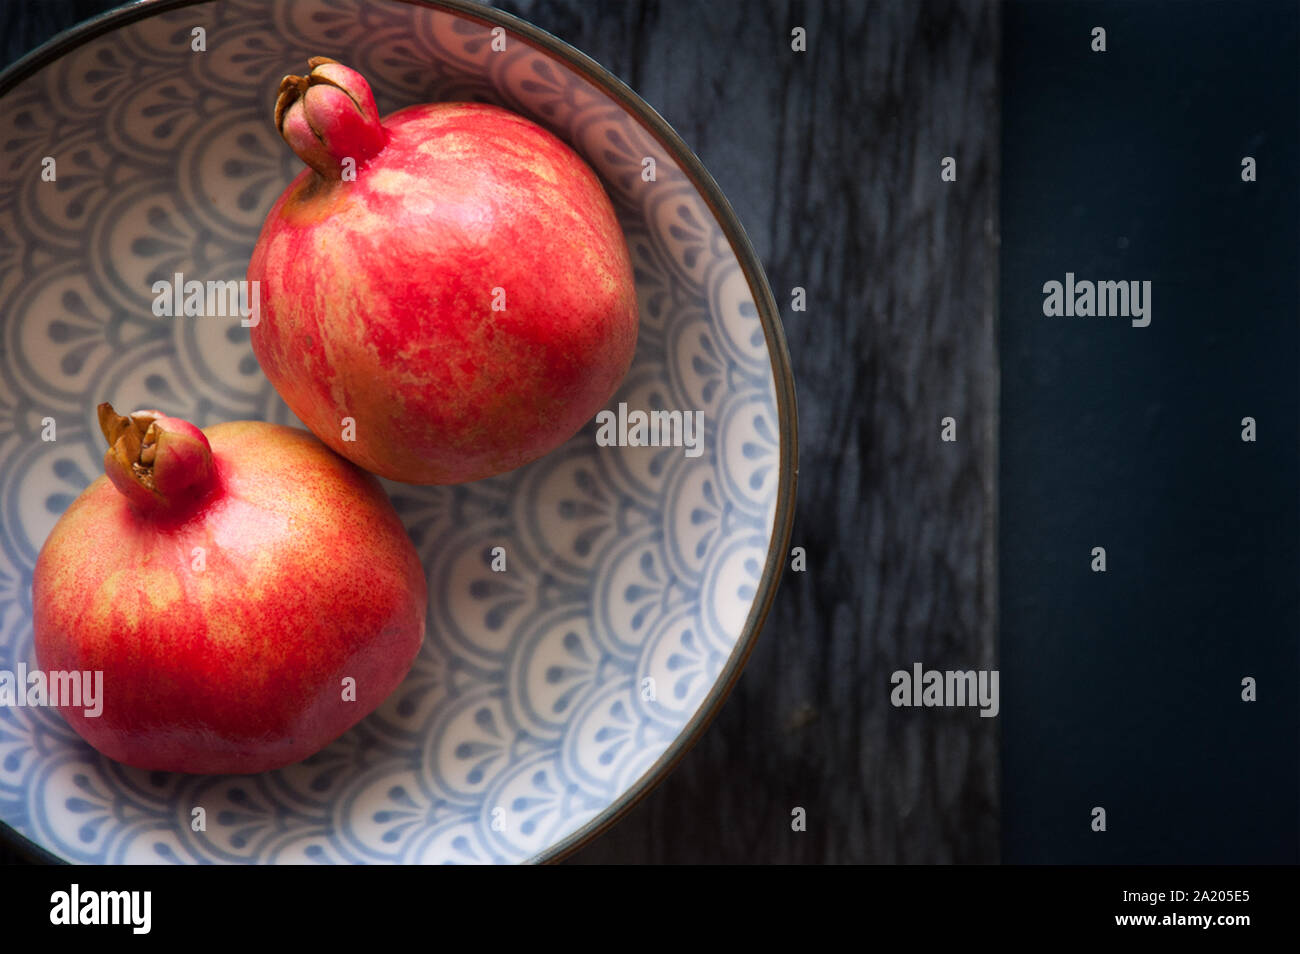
[486,0,1002,864]
[0,0,1001,865]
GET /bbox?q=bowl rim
[0,0,799,866]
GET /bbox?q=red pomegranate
[248,57,639,485]
[31,404,427,774]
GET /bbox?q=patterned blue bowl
[0,0,796,863]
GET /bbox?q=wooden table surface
[0,0,1000,864]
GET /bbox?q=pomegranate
[248,57,638,484]
[31,404,427,774]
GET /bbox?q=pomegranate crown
[275,56,388,180]
[98,403,217,518]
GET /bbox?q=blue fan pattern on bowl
[0,0,780,863]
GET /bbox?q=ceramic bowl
[0,0,796,863]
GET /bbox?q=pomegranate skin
[32,420,427,775]
[248,97,638,484]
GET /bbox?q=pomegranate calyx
[98,404,161,491]
[97,402,217,517]
[275,56,387,180]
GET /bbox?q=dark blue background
[1001,0,1300,863]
